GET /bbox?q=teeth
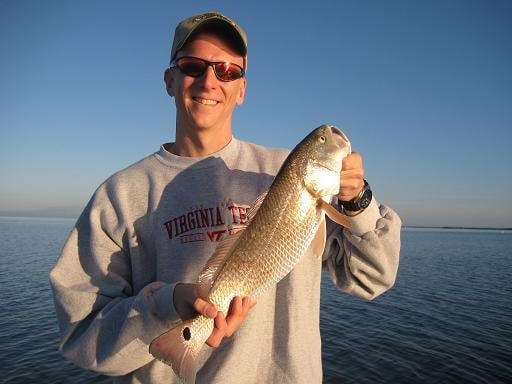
[194,97,218,105]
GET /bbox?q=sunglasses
[172,56,245,82]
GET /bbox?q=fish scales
[149,124,352,383]
[208,174,321,310]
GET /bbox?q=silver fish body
[150,125,351,383]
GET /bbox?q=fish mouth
[315,126,351,173]
[329,126,352,154]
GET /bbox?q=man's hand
[338,152,365,215]
[173,283,256,348]
[204,296,255,347]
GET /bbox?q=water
[1,218,511,383]
[320,228,512,383]
[0,217,110,384]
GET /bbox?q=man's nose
[198,65,218,86]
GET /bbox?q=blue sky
[1,0,511,228]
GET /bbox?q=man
[50,12,401,383]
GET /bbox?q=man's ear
[236,78,247,105]
[164,68,174,97]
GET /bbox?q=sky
[1,0,511,228]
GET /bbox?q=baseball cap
[170,12,248,65]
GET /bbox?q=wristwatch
[339,179,372,212]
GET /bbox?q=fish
[149,124,352,383]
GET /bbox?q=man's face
[166,32,246,133]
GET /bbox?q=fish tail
[149,316,213,384]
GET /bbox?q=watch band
[338,179,372,212]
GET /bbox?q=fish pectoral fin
[310,217,327,258]
[197,230,243,298]
[317,199,351,228]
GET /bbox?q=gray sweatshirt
[49,137,401,383]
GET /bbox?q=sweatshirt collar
[154,137,240,169]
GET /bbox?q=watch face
[359,189,372,209]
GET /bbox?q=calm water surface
[321,228,512,383]
[1,217,511,383]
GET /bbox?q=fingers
[206,312,228,347]
[205,296,256,348]
[338,173,365,201]
[342,151,362,170]
[339,152,365,201]
[193,296,218,319]
[224,296,254,337]
[175,286,255,348]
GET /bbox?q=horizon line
[1,214,511,231]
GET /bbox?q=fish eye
[319,136,326,143]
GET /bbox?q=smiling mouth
[193,97,219,105]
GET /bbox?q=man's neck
[169,128,233,157]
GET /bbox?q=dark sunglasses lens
[214,63,243,81]
[177,58,206,77]
[176,57,243,81]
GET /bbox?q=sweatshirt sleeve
[322,198,401,300]
[49,185,180,376]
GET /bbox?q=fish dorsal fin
[317,199,352,228]
[196,230,244,299]
[246,191,268,222]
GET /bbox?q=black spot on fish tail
[183,327,191,341]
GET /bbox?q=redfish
[150,125,352,383]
